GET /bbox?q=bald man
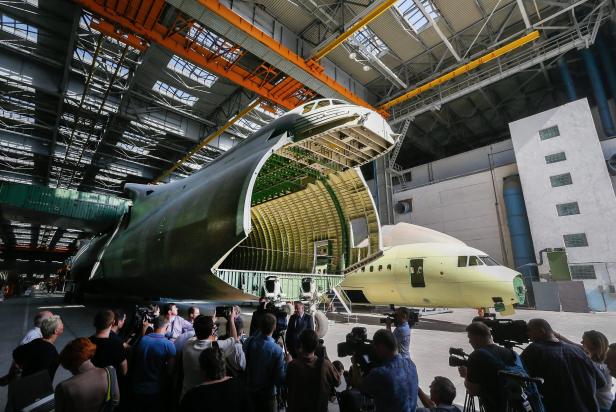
[521,318,606,412]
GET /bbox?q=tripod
[499,370,544,412]
[462,392,484,412]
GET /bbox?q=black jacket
[285,313,314,356]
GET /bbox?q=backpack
[478,348,545,412]
[100,366,119,412]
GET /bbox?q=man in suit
[285,301,314,359]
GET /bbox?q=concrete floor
[2,295,616,409]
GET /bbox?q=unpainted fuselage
[339,226,525,312]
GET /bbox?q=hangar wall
[383,99,616,311]
[384,139,518,267]
[509,99,616,312]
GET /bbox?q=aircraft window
[387,264,392,270]
[457,256,468,267]
[361,267,365,272]
[369,266,374,272]
[316,100,330,108]
[469,256,483,266]
[332,99,346,105]
[480,256,499,266]
[378,265,383,271]
[302,103,316,114]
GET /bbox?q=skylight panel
[395,0,439,33]
[187,24,240,63]
[0,108,35,124]
[0,15,38,42]
[167,55,218,88]
[117,141,150,156]
[152,80,198,107]
[236,117,261,133]
[353,26,388,57]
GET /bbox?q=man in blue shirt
[132,315,176,412]
[357,329,418,412]
[386,307,412,358]
[244,312,291,412]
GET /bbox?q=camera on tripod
[337,327,375,371]
[448,347,470,368]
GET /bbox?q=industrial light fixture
[348,52,357,60]
[362,65,371,72]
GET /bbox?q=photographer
[352,329,418,412]
[521,318,607,412]
[244,313,291,412]
[458,321,518,412]
[249,297,268,337]
[181,310,240,399]
[286,301,314,358]
[385,307,412,358]
[286,329,340,412]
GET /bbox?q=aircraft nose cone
[513,274,526,305]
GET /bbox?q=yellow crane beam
[311,0,398,61]
[154,99,262,183]
[379,30,541,111]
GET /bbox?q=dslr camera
[337,327,375,371]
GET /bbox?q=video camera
[134,305,156,325]
[337,327,375,371]
[379,309,420,326]
[266,303,289,341]
[476,317,529,348]
[448,347,470,368]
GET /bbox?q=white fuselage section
[339,242,522,310]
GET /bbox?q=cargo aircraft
[69,99,523,336]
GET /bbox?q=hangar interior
[0,0,615,315]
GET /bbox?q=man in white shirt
[0,310,54,386]
[181,310,241,398]
[20,310,53,345]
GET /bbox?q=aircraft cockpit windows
[386,264,392,270]
[378,265,383,271]
[468,256,484,266]
[457,256,468,267]
[316,100,330,109]
[302,102,316,114]
[480,256,499,266]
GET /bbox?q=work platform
[0,182,130,233]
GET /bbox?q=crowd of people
[1,301,615,412]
